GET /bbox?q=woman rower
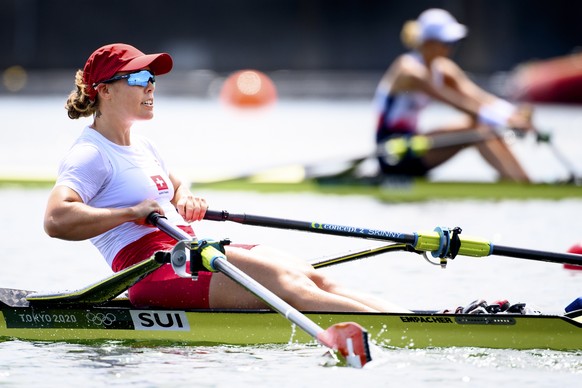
[44,43,410,313]
[374,8,533,182]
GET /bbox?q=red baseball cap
[83,43,173,101]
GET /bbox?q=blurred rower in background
[374,8,534,182]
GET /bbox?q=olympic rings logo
[86,312,117,326]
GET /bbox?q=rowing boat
[1,287,580,350]
[3,211,582,364]
[2,211,582,352]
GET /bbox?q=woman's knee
[307,271,342,293]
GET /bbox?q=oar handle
[147,212,191,241]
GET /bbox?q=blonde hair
[400,20,421,49]
[64,70,98,119]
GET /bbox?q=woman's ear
[95,83,112,100]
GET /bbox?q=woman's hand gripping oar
[146,212,372,368]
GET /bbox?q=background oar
[380,127,580,184]
[533,130,581,184]
[378,130,503,166]
[146,213,372,368]
[203,210,582,266]
[194,126,577,185]
[191,127,513,185]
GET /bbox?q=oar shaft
[205,211,488,257]
[156,219,191,241]
[429,131,493,149]
[204,210,417,244]
[491,244,582,265]
[381,130,504,160]
[211,257,323,338]
[204,210,582,265]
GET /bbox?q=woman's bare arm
[44,185,163,241]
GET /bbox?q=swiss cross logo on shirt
[151,175,169,191]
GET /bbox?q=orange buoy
[220,70,277,108]
[564,243,582,270]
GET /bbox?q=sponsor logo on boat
[130,310,190,331]
[400,316,453,324]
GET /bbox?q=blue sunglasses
[94,70,155,88]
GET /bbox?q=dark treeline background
[2,0,581,74]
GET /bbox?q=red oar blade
[564,243,582,271]
[317,322,372,368]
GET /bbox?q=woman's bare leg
[255,246,411,313]
[208,246,410,312]
[474,134,530,182]
[307,270,411,313]
[421,118,530,182]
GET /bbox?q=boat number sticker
[130,310,190,331]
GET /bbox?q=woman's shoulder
[390,52,427,77]
[63,140,106,169]
[58,128,109,167]
[431,56,463,77]
[387,53,430,90]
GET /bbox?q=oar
[194,126,568,185]
[378,130,503,166]
[146,213,372,368]
[243,127,544,184]
[385,128,580,184]
[533,130,581,184]
[325,125,533,174]
[191,128,514,185]
[377,126,564,164]
[203,210,582,266]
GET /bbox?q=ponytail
[64,70,98,119]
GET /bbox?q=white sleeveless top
[375,52,442,133]
[55,126,187,267]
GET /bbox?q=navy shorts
[376,133,429,176]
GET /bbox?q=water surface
[1,97,581,386]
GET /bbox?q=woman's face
[100,69,156,122]
[421,40,455,59]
